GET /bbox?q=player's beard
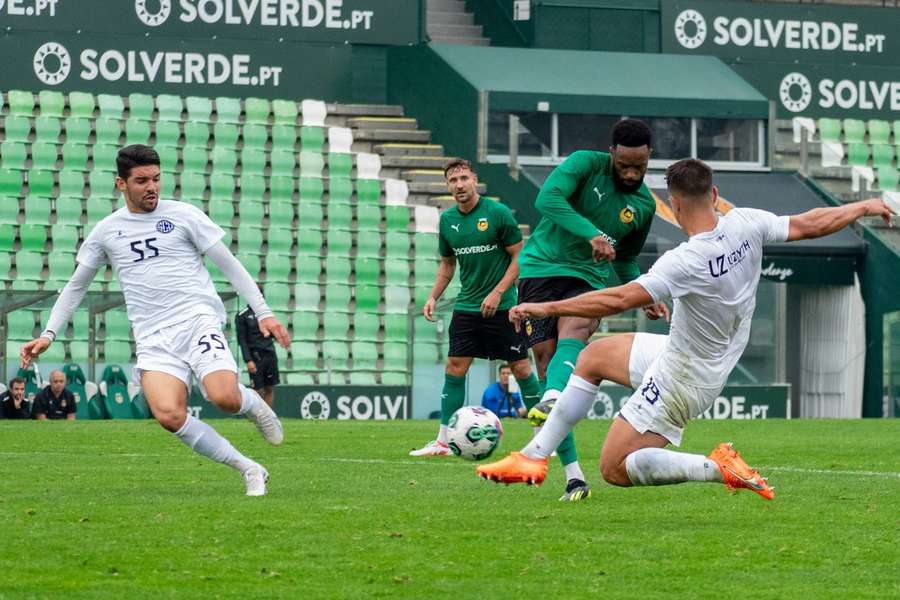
[612,169,644,194]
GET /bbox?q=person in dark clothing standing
[32,370,76,420]
[1,377,30,419]
[235,286,280,407]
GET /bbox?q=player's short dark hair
[443,158,477,179]
[117,144,160,179]
[498,363,511,374]
[666,158,713,199]
[612,118,652,148]
[7,377,25,388]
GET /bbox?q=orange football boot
[476,452,549,485]
[708,442,775,500]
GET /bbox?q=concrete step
[347,116,418,130]
[428,10,473,25]
[381,155,449,169]
[329,103,404,117]
[353,128,432,143]
[427,0,466,12]
[428,36,490,46]
[427,23,483,38]
[402,169,446,183]
[375,143,444,157]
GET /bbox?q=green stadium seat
[35,116,61,141]
[847,143,869,167]
[156,94,183,121]
[351,342,378,369]
[3,115,31,142]
[40,339,67,363]
[155,121,181,147]
[356,232,381,258]
[89,169,117,197]
[324,313,350,340]
[357,205,381,231]
[291,311,318,340]
[385,287,410,313]
[413,284,432,308]
[15,250,44,280]
[300,126,325,152]
[38,91,65,117]
[94,118,121,145]
[62,142,89,171]
[328,152,352,178]
[329,177,353,204]
[97,94,124,119]
[236,252,261,276]
[383,342,409,370]
[0,197,19,225]
[213,122,239,148]
[868,119,891,145]
[210,173,235,201]
[1,142,27,170]
[386,206,410,231]
[414,232,438,255]
[239,201,263,222]
[211,148,238,174]
[414,257,438,280]
[265,282,292,310]
[0,251,12,279]
[295,283,320,311]
[31,142,58,170]
[207,198,234,223]
[242,124,267,149]
[104,340,132,363]
[91,144,119,172]
[872,145,894,169]
[127,93,154,120]
[271,125,297,152]
[156,145,178,173]
[326,229,352,256]
[355,285,380,312]
[160,174,175,199]
[265,252,292,282]
[47,251,76,284]
[291,342,318,370]
[0,224,15,251]
[411,342,438,365]
[87,196,113,224]
[19,223,46,251]
[325,283,352,311]
[299,177,323,202]
[354,257,380,285]
[181,145,208,172]
[24,195,51,223]
[386,231,411,257]
[299,151,324,178]
[381,371,408,385]
[51,224,79,252]
[240,148,266,175]
[184,122,209,147]
[817,118,841,143]
[322,340,349,369]
[215,97,242,123]
[236,224,263,254]
[269,199,295,225]
[68,92,96,118]
[877,168,899,191]
[240,174,265,201]
[125,118,151,145]
[185,96,212,122]
[353,312,380,341]
[298,203,323,225]
[272,99,298,125]
[64,117,91,144]
[348,371,377,385]
[244,97,270,124]
[292,253,317,283]
[267,226,293,254]
[270,150,295,177]
[104,311,131,340]
[8,90,34,116]
[325,255,351,282]
[269,176,294,202]
[842,119,866,144]
[0,170,22,196]
[55,197,82,225]
[295,226,323,255]
[328,204,352,229]
[384,313,409,342]
[385,261,409,286]
[356,179,380,204]
[7,312,35,339]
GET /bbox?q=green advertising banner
[5,32,356,99]
[0,0,423,45]
[189,385,412,419]
[589,384,790,420]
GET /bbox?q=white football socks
[521,375,597,460]
[438,424,449,445]
[625,448,723,486]
[564,461,586,482]
[237,383,264,416]
[174,414,256,474]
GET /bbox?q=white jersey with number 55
[77,200,227,341]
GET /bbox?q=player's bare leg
[203,370,283,446]
[258,384,274,407]
[142,371,268,496]
[411,356,473,457]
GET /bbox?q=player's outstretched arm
[509,282,652,331]
[424,256,456,321]
[206,242,290,349]
[787,198,895,241]
[21,263,99,367]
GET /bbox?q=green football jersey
[438,198,523,313]
[519,151,656,289]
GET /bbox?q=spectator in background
[31,370,76,420]
[481,364,526,418]
[235,284,280,407]
[1,377,30,419]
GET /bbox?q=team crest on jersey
[156,219,175,234]
[525,320,533,336]
[619,206,635,224]
[477,218,489,232]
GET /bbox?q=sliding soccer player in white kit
[21,145,291,496]
[477,158,895,499]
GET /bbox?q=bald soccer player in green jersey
[518,118,668,501]
[410,158,541,457]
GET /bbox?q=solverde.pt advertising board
[0,0,422,45]
[588,384,790,420]
[660,0,900,118]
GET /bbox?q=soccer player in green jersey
[410,159,542,457]
[517,119,668,500]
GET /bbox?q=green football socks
[516,372,542,410]
[440,373,467,426]
[545,338,587,469]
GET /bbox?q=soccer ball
[447,406,504,461]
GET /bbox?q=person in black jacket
[235,287,279,407]
[31,370,76,420]
[1,377,30,419]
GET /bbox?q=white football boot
[243,465,269,497]
[409,439,452,457]
[245,400,284,446]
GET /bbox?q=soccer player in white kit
[477,158,895,499]
[20,145,291,496]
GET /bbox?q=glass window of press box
[488,112,765,169]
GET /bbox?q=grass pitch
[1,418,898,599]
